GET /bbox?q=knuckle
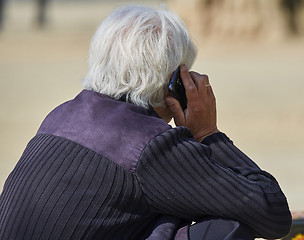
[201,74,209,79]
[188,85,196,93]
[199,74,209,81]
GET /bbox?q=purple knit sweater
[0,90,291,239]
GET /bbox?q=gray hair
[82,5,197,108]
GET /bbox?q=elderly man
[0,5,291,240]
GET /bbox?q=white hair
[82,5,197,108]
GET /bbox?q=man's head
[83,5,196,109]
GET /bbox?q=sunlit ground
[0,1,303,214]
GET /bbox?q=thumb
[165,96,185,126]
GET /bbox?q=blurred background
[0,0,303,216]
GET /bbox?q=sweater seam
[34,133,159,211]
[35,133,139,175]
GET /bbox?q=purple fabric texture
[37,90,170,171]
[145,215,187,240]
[174,225,189,240]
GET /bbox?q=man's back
[0,90,175,240]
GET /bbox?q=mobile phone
[169,67,187,110]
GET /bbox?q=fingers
[168,65,218,140]
[180,65,215,111]
[180,65,198,104]
[165,95,185,126]
[180,65,214,96]
[189,71,211,96]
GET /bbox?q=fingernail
[165,96,172,103]
[165,97,174,106]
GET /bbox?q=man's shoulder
[38,90,171,171]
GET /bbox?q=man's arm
[138,65,291,238]
[136,127,291,239]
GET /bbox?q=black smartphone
[169,67,187,110]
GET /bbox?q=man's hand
[165,65,218,142]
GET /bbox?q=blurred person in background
[0,0,4,29]
[36,0,48,27]
[0,5,291,240]
[280,0,304,34]
[0,0,49,30]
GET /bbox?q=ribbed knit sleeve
[136,127,292,239]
